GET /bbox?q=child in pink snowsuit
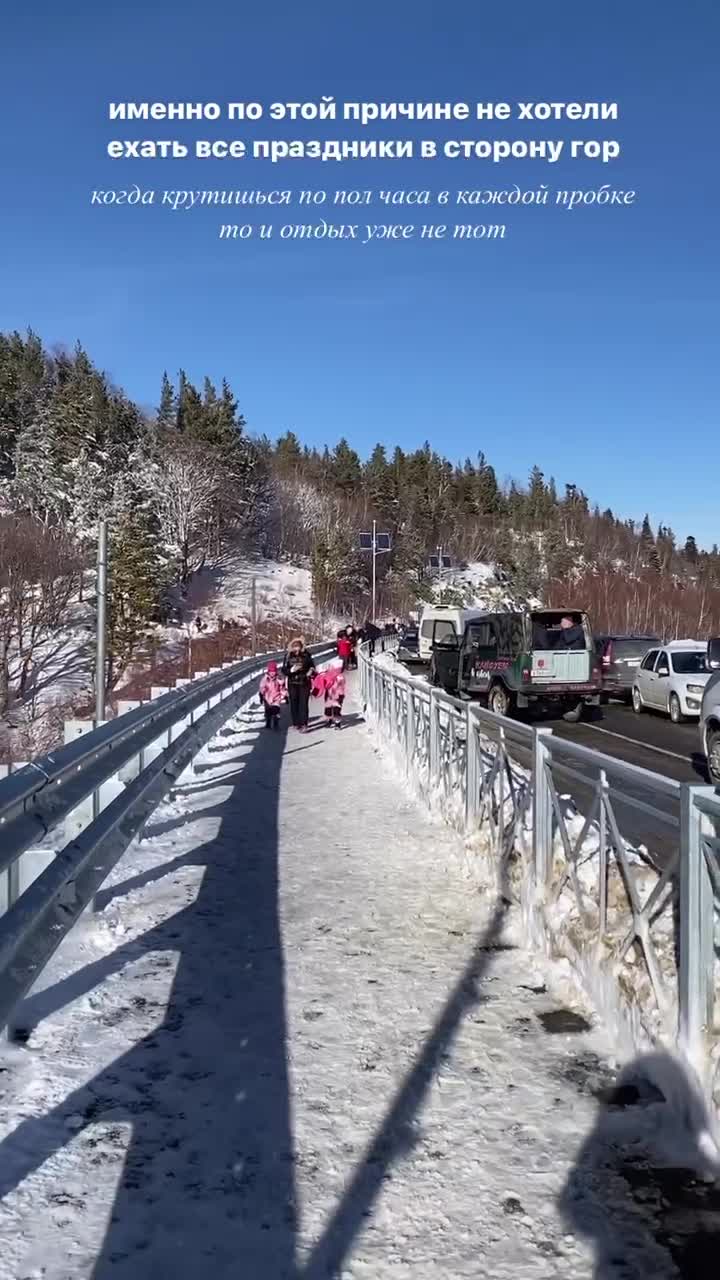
[259,661,286,730]
[323,657,346,729]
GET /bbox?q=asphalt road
[552,701,707,787]
[545,702,711,870]
[398,660,711,869]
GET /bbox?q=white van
[417,605,486,661]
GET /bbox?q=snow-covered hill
[415,561,542,613]
[177,554,315,631]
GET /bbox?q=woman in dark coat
[282,637,316,731]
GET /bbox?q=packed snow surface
[0,679,710,1278]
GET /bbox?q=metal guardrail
[360,646,720,1103]
[0,642,334,1034]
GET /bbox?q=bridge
[0,645,718,1277]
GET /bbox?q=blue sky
[1,0,718,545]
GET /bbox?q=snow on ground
[1,555,320,758]
[0,680,712,1278]
[420,561,543,612]
[179,553,315,632]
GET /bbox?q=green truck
[429,608,602,722]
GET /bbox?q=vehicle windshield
[402,629,418,641]
[613,639,659,659]
[670,651,707,675]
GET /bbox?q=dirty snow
[0,679,714,1277]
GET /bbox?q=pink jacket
[324,670,346,707]
[311,671,332,698]
[259,673,286,706]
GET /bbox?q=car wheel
[707,729,720,786]
[669,693,685,724]
[488,683,511,718]
[562,700,584,724]
[632,687,643,714]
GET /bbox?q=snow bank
[362,666,720,1122]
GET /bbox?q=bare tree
[0,515,81,716]
[153,442,222,583]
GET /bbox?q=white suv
[700,638,720,784]
[632,641,710,723]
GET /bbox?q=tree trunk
[19,653,32,698]
[0,637,9,717]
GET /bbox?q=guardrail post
[63,719,96,841]
[191,671,209,723]
[465,705,480,830]
[598,768,609,936]
[429,688,440,784]
[207,668,223,709]
[146,686,173,765]
[678,784,714,1078]
[532,728,553,891]
[171,679,192,741]
[116,700,144,782]
[405,685,416,774]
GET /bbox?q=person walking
[282,637,315,732]
[258,660,286,731]
[344,625,358,670]
[363,618,380,658]
[323,657,346,729]
[337,629,352,669]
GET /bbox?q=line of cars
[393,610,720,784]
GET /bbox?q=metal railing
[0,642,333,1034]
[360,647,720,1102]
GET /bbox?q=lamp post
[359,522,391,621]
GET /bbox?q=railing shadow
[0,691,517,1278]
[298,892,511,1279]
[0,711,298,1278]
[559,1051,720,1278]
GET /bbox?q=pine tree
[528,465,549,526]
[684,535,699,564]
[107,509,168,688]
[330,438,362,496]
[475,456,501,515]
[157,372,176,428]
[364,443,396,517]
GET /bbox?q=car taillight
[602,642,612,668]
[522,667,531,683]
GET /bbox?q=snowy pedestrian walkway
[0,681,700,1278]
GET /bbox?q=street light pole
[372,519,377,622]
[250,576,257,656]
[95,520,108,725]
[359,525,390,624]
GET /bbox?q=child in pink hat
[323,657,346,729]
[258,660,286,730]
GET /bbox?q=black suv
[594,634,660,703]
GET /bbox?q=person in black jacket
[363,619,380,657]
[556,616,586,651]
[282,637,316,731]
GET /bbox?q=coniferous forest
[1,328,719,721]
